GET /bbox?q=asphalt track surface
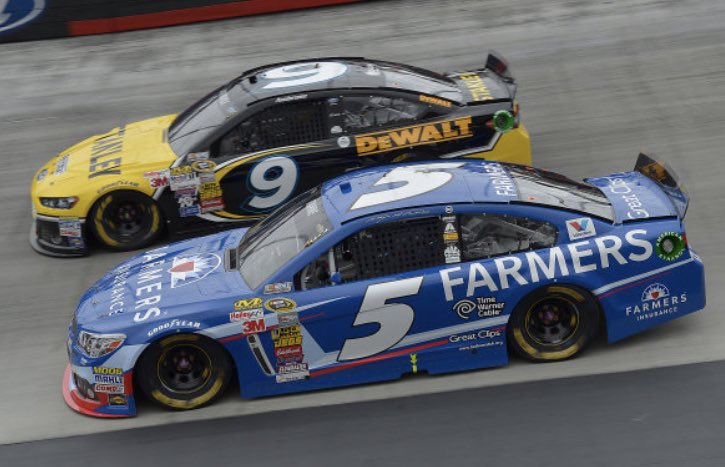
[3,360,725,467]
[1,0,725,459]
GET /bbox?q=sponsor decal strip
[313,315,508,368]
[593,258,694,297]
[310,339,449,378]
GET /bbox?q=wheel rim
[524,297,580,346]
[157,344,212,395]
[102,198,151,242]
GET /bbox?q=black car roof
[230,57,463,104]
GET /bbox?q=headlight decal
[77,331,126,358]
[40,196,78,209]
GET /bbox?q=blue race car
[63,154,705,417]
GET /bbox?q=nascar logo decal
[168,253,221,288]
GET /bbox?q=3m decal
[355,117,473,156]
[440,229,654,301]
[88,126,125,178]
[625,283,687,322]
[566,217,597,241]
[459,73,493,101]
[241,317,266,335]
[144,170,170,188]
[350,162,465,211]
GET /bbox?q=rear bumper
[30,214,88,257]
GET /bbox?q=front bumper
[30,214,88,257]
[62,364,136,418]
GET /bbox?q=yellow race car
[31,55,531,256]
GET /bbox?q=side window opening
[460,213,557,261]
[214,100,328,158]
[296,216,446,290]
[342,95,434,132]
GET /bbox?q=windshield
[168,84,246,156]
[510,166,614,221]
[238,187,332,289]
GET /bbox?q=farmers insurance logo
[566,217,597,241]
[626,283,688,322]
[0,0,45,34]
[168,253,221,288]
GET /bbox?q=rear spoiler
[485,50,514,82]
[635,152,689,218]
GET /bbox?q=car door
[247,212,515,397]
[207,95,356,219]
[340,90,475,163]
[439,209,560,344]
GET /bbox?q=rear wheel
[508,285,599,362]
[137,334,231,411]
[90,190,163,250]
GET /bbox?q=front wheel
[508,285,599,362]
[89,190,163,251]
[136,334,232,411]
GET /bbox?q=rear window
[510,167,614,221]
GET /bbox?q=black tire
[508,284,599,362]
[136,334,232,411]
[89,190,163,251]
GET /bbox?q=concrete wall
[0,0,364,43]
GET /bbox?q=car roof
[320,160,523,225]
[232,57,463,103]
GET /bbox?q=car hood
[75,228,251,333]
[32,115,178,202]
